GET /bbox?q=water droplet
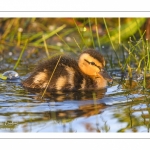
[2,71,20,80]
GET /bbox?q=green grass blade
[35,24,66,44]
[0,74,7,80]
[73,37,82,51]
[13,39,28,70]
[118,18,121,44]
[103,18,122,69]
[73,18,87,48]
[56,33,71,50]
[100,18,146,45]
[103,18,116,50]
[95,18,102,52]
[88,18,95,48]
[42,35,50,58]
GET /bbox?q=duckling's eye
[90,62,96,65]
[84,59,96,66]
[84,59,105,72]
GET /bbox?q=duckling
[22,49,112,91]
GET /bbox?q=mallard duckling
[22,49,112,91]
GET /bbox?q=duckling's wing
[22,56,65,90]
[22,56,85,91]
[44,56,86,91]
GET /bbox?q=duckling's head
[78,49,112,85]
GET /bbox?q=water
[0,73,150,132]
[1,51,150,132]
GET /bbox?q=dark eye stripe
[90,62,96,65]
[84,59,90,64]
[84,59,103,72]
[84,59,95,66]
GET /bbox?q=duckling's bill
[100,70,113,83]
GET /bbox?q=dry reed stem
[41,55,62,98]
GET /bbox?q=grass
[13,39,28,70]
[0,18,150,89]
[1,18,150,133]
[73,18,87,48]
[95,18,102,52]
[42,35,50,58]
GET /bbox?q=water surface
[0,51,150,133]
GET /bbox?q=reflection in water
[29,88,107,101]
[24,89,107,132]
[0,80,108,132]
[1,71,150,132]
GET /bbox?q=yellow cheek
[95,67,100,73]
[87,65,99,76]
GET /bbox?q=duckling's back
[22,55,95,91]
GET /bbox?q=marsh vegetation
[0,18,150,132]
